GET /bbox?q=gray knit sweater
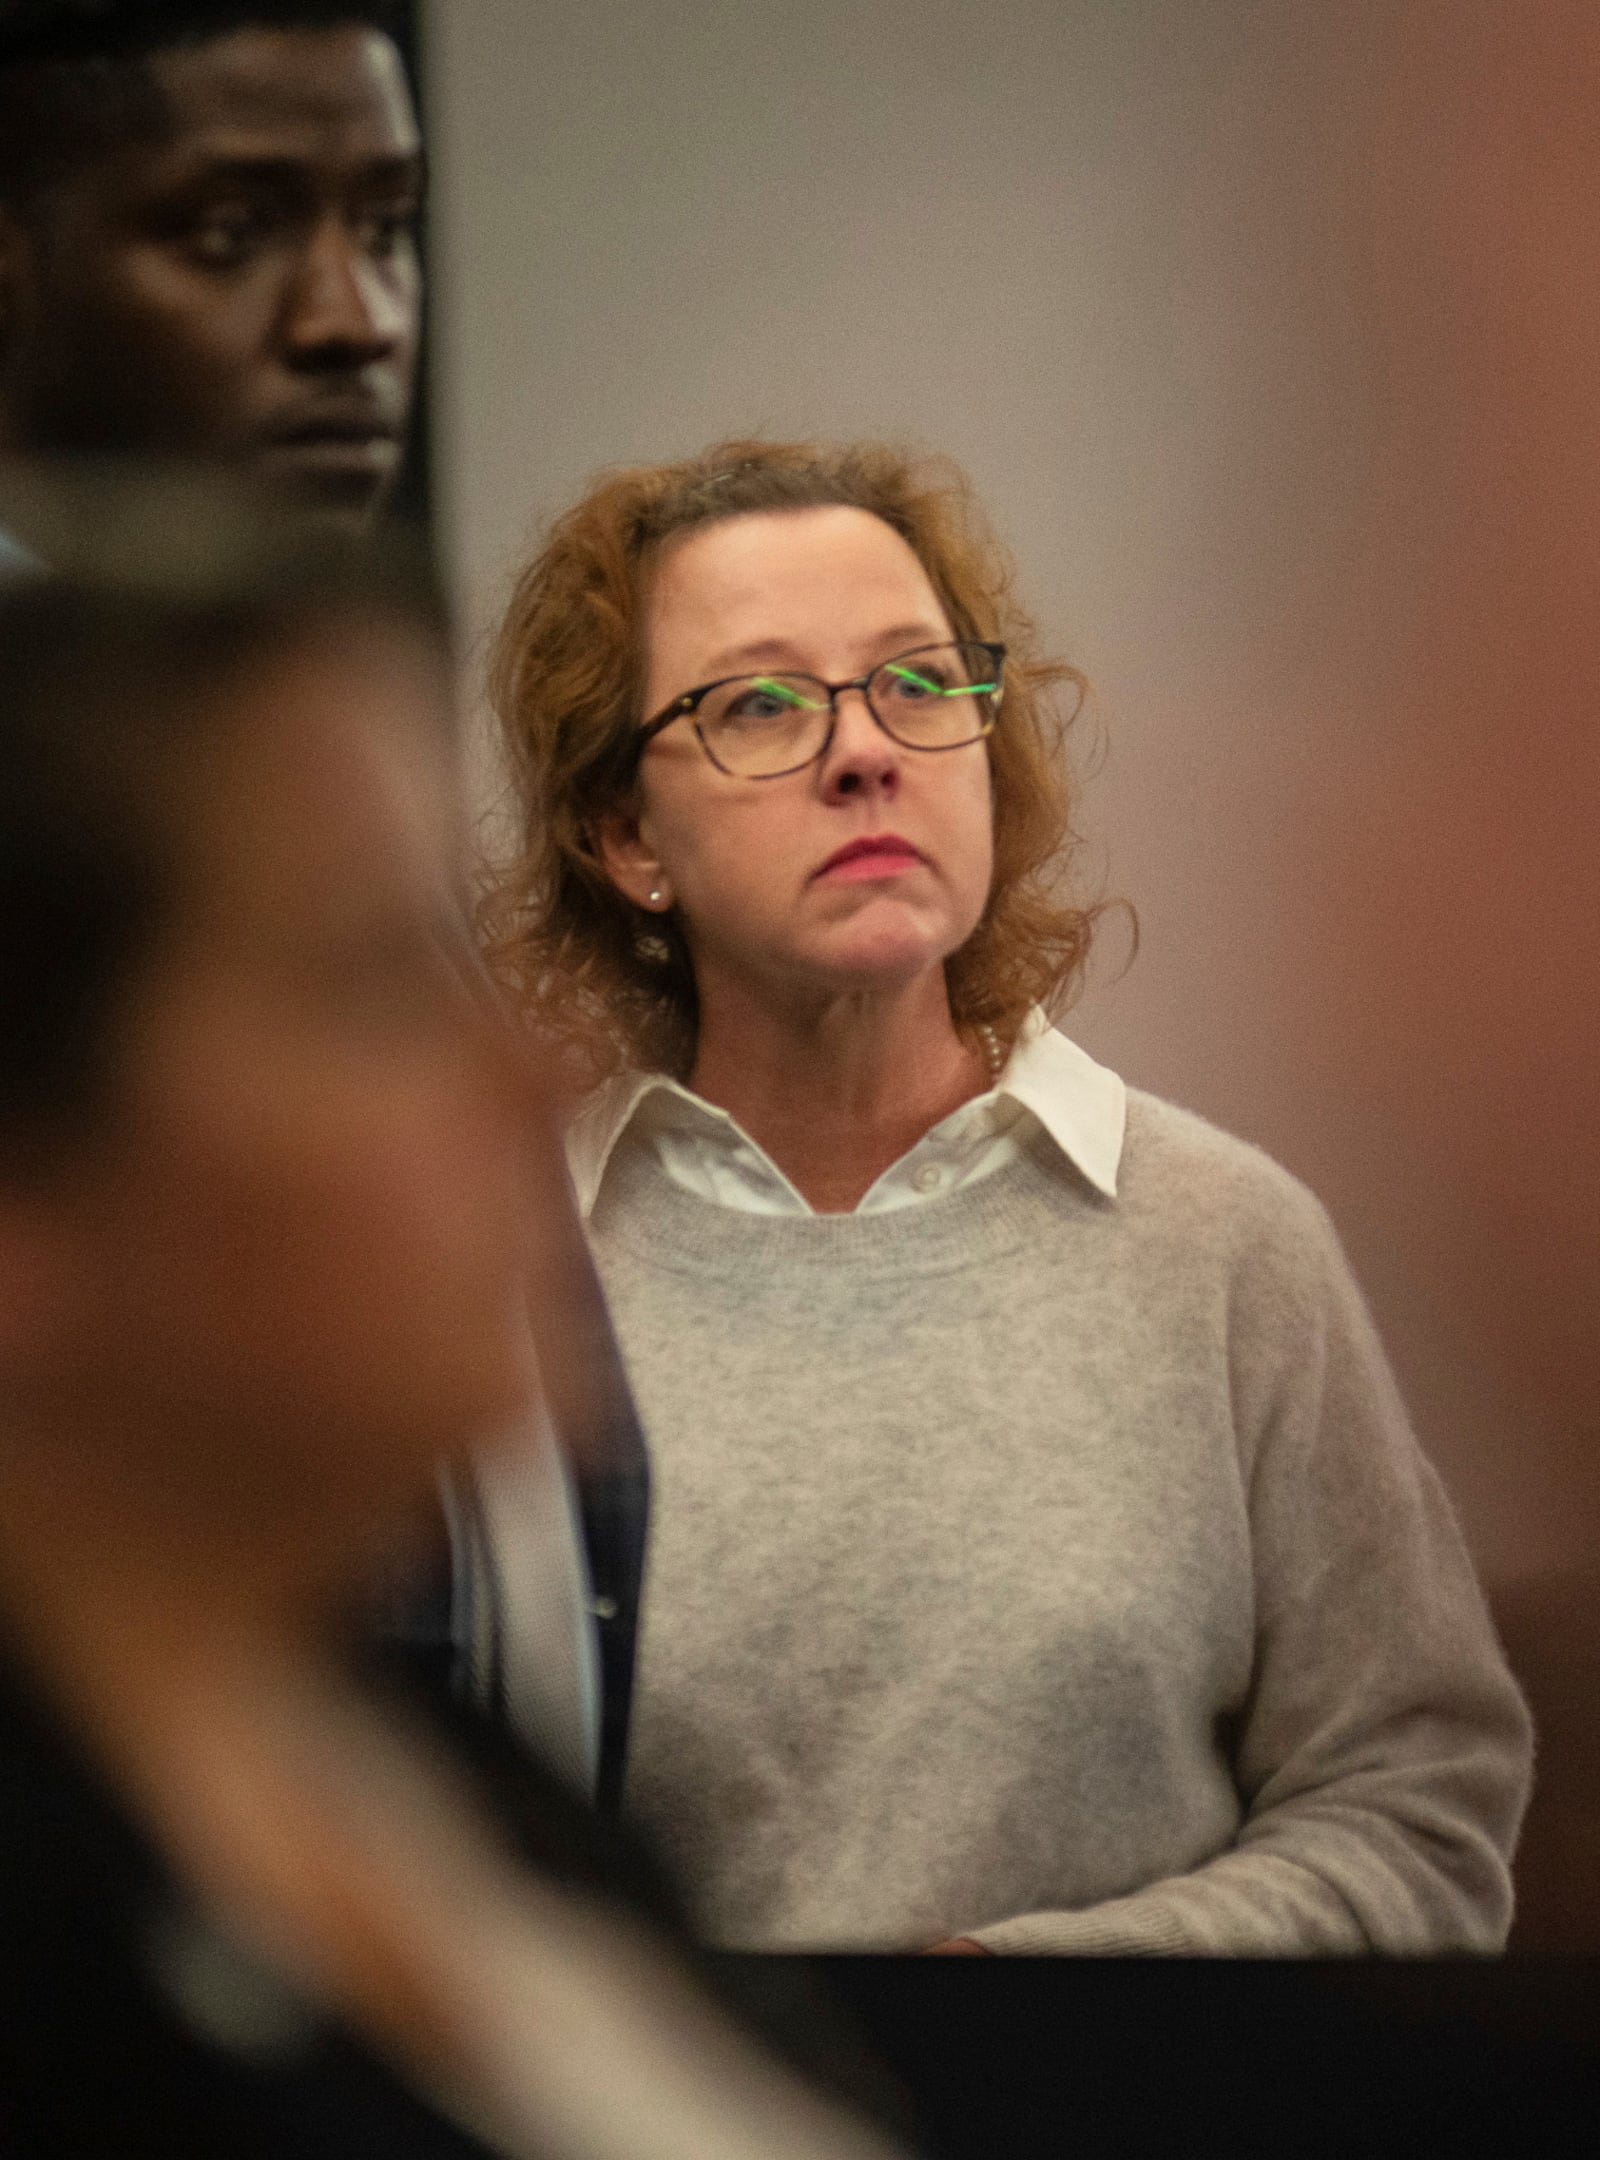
[589,1090,1532,1954]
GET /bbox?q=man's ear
[594,805,672,912]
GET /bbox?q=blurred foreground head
[0,486,547,1602]
[0,1,422,523]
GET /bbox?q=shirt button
[911,1163,947,1194]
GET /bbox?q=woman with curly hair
[485,438,1530,1956]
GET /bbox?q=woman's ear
[594,807,672,912]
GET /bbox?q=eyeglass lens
[697,643,1000,776]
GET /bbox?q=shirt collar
[566,1069,739,1218]
[994,1005,1126,1201]
[565,1007,1126,1218]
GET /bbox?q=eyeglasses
[635,640,1006,780]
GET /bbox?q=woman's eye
[724,684,813,727]
[881,663,948,701]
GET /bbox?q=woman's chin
[797,936,951,994]
[798,911,970,992]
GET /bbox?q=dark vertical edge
[388,0,435,547]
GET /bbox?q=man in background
[0,0,422,529]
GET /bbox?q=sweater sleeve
[969,1183,1533,1957]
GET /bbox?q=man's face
[0,26,423,521]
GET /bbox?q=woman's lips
[813,836,927,882]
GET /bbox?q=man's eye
[357,202,423,258]
[185,205,267,267]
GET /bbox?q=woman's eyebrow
[702,622,949,674]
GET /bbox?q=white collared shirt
[566,1007,1127,1220]
[463,1412,601,1791]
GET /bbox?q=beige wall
[429,1,1600,1937]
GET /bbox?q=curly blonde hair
[482,437,1106,1085]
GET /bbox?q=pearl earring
[647,887,665,908]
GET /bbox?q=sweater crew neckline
[587,1124,1110,1280]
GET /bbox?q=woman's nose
[819,686,900,802]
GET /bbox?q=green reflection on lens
[750,677,824,709]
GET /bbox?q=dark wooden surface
[750,1956,1600,2158]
